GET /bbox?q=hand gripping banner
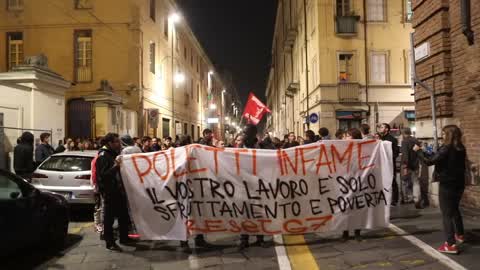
[120,140,393,240]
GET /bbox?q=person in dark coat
[96,133,133,251]
[282,132,299,149]
[379,123,400,206]
[198,129,214,146]
[259,133,276,149]
[413,125,466,254]
[342,128,363,241]
[239,124,268,250]
[35,132,54,167]
[304,130,317,145]
[192,130,214,249]
[14,132,35,181]
[400,127,426,207]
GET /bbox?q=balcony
[283,27,297,51]
[338,82,360,102]
[76,66,92,82]
[335,15,360,36]
[285,81,300,97]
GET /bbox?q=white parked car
[31,151,97,205]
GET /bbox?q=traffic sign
[309,113,319,124]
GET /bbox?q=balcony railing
[76,66,92,82]
[338,82,360,101]
[335,15,360,35]
[283,27,297,51]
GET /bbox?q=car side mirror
[10,191,21,199]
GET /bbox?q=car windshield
[39,156,92,172]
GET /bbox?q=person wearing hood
[96,133,134,251]
[120,135,142,155]
[14,132,35,180]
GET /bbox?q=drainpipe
[461,0,475,45]
[363,0,371,121]
[303,0,310,129]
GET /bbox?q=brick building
[412,0,480,208]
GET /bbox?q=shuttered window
[370,52,388,83]
[367,0,386,22]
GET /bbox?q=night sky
[176,0,278,105]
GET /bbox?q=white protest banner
[120,140,393,241]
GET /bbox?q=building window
[6,32,23,70]
[311,56,318,88]
[149,42,155,74]
[7,0,23,11]
[367,0,386,22]
[336,0,351,16]
[184,46,187,60]
[176,34,179,51]
[163,16,169,38]
[162,118,170,138]
[338,53,356,82]
[370,51,388,83]
[191,79,194,99]
[197,84,200,103]
[75,0,93,9]
[191,52,193,67]
[74,30,92,82]
[405,0,413,22]
[149,0,155,21]
[196,57,199,73]
[183,123,188,134]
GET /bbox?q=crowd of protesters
[11,122,468,254]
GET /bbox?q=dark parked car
[0,169,69,256]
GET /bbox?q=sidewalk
[391,204,480,269]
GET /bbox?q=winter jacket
[35,143,54,165]
[417,145,466,187]
[121,145,143,155]
[381,133,400,168]
[282,141,300,149]
[95,147,121,198]
[14,143,35,175]
[401,136,419,170]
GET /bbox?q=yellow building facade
[0,0,224,140]
[266,0,415,137]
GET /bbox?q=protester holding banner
[198,129,214,146]
[342,128,363,241]
[282,132,300,149]
[335,129,345,140]
[239,124,268,251]
[96,133,134,251]
[413,125,466,254]
[304,130,317,145]
[193,130,214,248]
[379,123,400,206]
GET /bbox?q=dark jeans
[391,172,399,205]
[103,194,130,245]
[439,184,465,245]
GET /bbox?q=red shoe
[455,234,465,245]
[437,242,459,254]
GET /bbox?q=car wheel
[47,210,69,250]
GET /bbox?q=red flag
[242,92,271,125]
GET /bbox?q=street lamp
[170,13,181,24]
[174,72,185,86]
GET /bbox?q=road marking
[68,222,93,234]
[389,224,467,270]
[273,235,292,270]
[283,235,319,270]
